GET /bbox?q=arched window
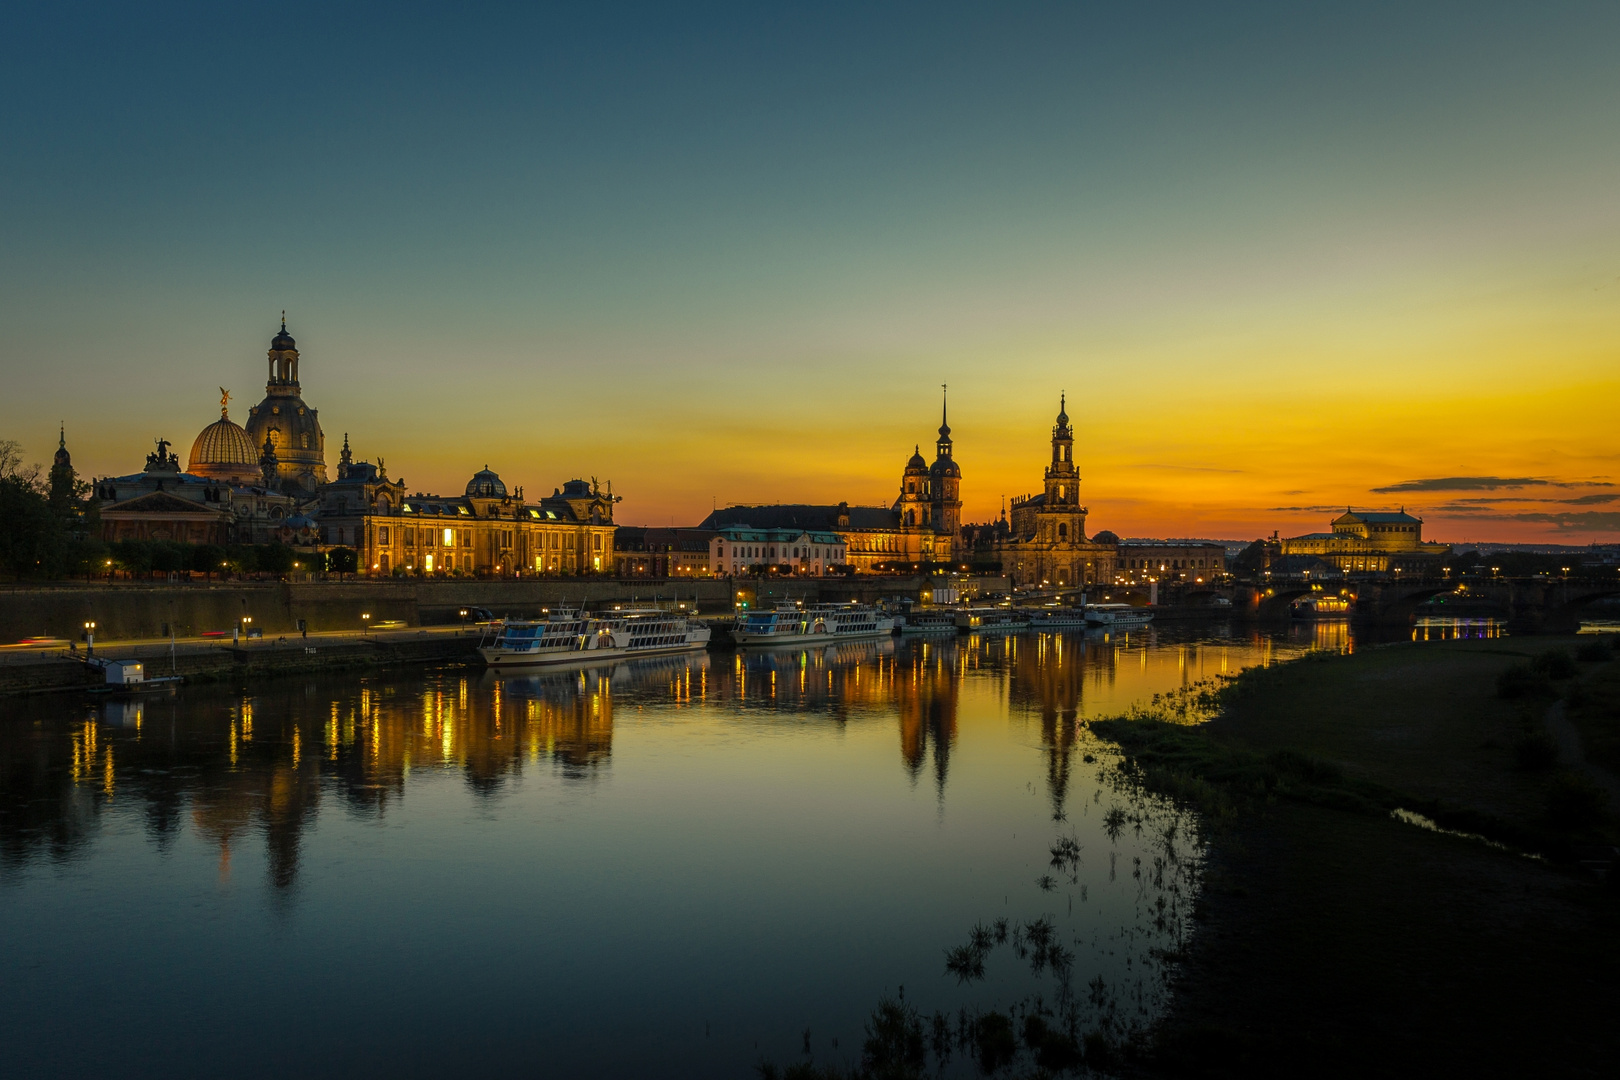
[1058,523,1068,540]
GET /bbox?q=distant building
[614,527,719,577]
[990,396,1117,587]
[324,463,618,577]
[244,318,328,494]
[94,437,299,546]
[1114,540,1227,583]
[709,525,846,576]
[700,392,960,571]
[1281,508,1450,574]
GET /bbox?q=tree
[191,544,226,580]
[325,546,358,578]
[1231,539,1269,578]
[255,544,295,576]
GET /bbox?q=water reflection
[1,622,1349,1078]
[1412,617,1505,641]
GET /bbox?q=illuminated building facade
[321,462,618,577]
[700,393,960,572]
[1281,509,1450,574]
[991,396,1117,587]
[1114,540,1227,583]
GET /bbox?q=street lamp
[459,608,469,631]
[83,620,96,655]
[361,612,371,637]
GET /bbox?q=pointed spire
[58,422,65,449]
[281,309,287,334]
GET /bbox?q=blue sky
[4,2,1617,537]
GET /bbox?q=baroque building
[698,392,960,572]
[244,317,327,494]
[1280,508,1450,574]
[991,396,1116,587]
[91,319,618,575]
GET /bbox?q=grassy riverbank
[1094,636,1620,1078]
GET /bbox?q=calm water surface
[1,622,1348,1077]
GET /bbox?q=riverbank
[1093,636,1620,1077]
[0,630,482,694]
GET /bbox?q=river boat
[480,608,710,668]
[955,607,1031,633]
[1026,608,1089,630]
[899,610,959,635]
[1291,594,1352,618]
[732,603,894,646]
[1084,604,1154,630]
[83,656,183,695]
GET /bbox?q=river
[2,621,1351,1077]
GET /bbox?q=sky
[2,1,1616,542]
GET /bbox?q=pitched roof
[700,504,898,532]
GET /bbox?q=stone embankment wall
[0,634,482,695]
[0,576,1012,643]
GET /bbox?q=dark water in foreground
[2,622,1348,1077]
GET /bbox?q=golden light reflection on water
[4,626,1332,895]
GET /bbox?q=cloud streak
[1372,476,1613,493]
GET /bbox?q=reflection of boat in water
[736,636,894,666]
[955,607,1031,633]
[899,610,958,635]
[486,649,711,688]
[480,608,710,669]
[1290,594,1352,619]
[733,603,894,646]
[1026,608,1088,630]
[1084,604,1153,630]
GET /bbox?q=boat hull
[482,639,708,668]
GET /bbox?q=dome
[189,414,261,483]
[271,318,296,352]
[930,457,961,478]
[905,445,928,471]
[1092,530,1119,546]
[466,466,507,498]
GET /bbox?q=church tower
[245,315,327,493]
[928,386,962,536]
[1040,394,1087,541]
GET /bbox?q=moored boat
[899,609,959,635]
[1026,608,1089,629]
[1084,603,1153,630]
[480,608,709,668]
[732,603,894,646]
[955,607,1031,633]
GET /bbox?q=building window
[594,535,602,551]
[443,528,454,547]
[379,526,390,544]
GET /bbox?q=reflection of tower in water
[894,640,961,796]
[1008,634,1087,819]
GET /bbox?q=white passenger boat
[480,608,710,668]
[955,607,1031,633]
[732,603,894,646]
[899,609,959,635]
[1084,603,1154,630]
[1026,608,1089,629]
